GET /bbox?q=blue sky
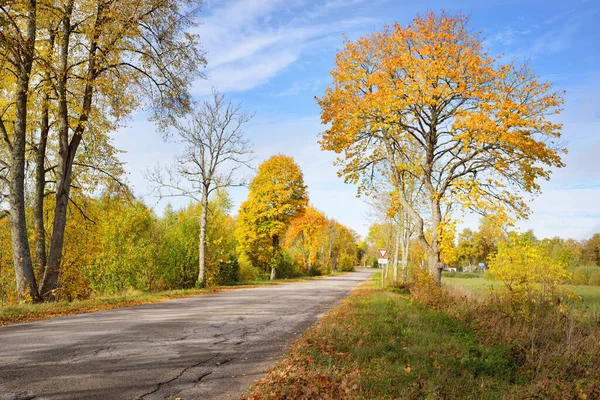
[113,0,600,240]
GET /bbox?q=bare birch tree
[147,89,254,287]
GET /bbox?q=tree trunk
[270,234,279,280]
[9,0,41,302]
[402,229,410,282]
[41,136,81,299]
[427,252,443,285]
[33,94,49,279]
[197,190,209,286]
[41,1,97,300]
[393,227,401,282]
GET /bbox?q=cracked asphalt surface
[0,269,373,400]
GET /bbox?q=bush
[238,253,266,281]
[571,266,600,285]
[410,268,450,309]
[273,252,301,279]
[572,267,592,285]
[488,233,571,318]
[338,253,355,272]
[214,256,240,285]
[589,271,600,286]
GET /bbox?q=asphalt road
[0,269,373,400]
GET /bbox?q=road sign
[378,258,388,264]
[377,248,388,258]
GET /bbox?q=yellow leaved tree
[236,155,308,280]
[318,11,565,284]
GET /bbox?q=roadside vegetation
[248,261,600,399]
[2,3,599,398]
[0,166,359,309]
[246,273,518,399]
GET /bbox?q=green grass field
[443,275,600,313]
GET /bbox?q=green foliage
[583,234,600,266]
[456,218,505,268]
[571,266,600,286]
[156,204,200,288]
[442,271,481,279]
[83,197,160,295]
[0,218,16,306]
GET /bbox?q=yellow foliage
[438,220,457,265]
[489,233,571,311]
[317,10,565,281]
[284,206,328,274]
[236,155,308,273]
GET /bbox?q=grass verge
[245,273,517,399]
[0,273,346,326]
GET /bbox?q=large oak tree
[318,12,565,284]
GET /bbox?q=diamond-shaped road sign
[377,248,388,258]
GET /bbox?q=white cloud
[197,50,299,95]
[530,18,582,56]
[191,0,375,95]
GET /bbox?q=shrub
[488,233,571,318]
[338,253,355,272]
[572,267,592,285]
[238,253,265,281]
[589,271,600,286]
[410,268,450,309]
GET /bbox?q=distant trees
[147,90,254,287]
[318,11,565,284]
[455,218,505,268]
[236,155,308,280]
[234,155,359,279]
[583,234,600,266]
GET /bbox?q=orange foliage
[318,11,565,282]
[284,206,328,274]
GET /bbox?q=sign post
[377,248,389,289]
